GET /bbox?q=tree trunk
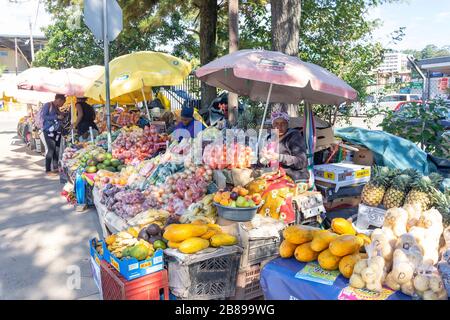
[271,0,301,117]
[199,0,218,112]
[228,0,239,126]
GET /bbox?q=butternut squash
[339,253,364,278]
[178,237,210,254]
[310,230,339,252]
[279,240,298,258]
[283,225,318,245]
[318,249,342,271]
[210,233,238,247]
[163,224,209,242]
[329,235,361,257]
[294,242,320,262]
[331,218,356,235]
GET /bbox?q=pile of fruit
[280,218,370,278]
[114,109,141,127]
[203,143,254,170]
[84,152,125,174]
[94,165,137,188]
[112,125,169,165]
[62,145,105,172]
[361,167,449,226]
[127,209,170,230]
[213,186,262,208]
[105,229,158,261]
[163,221,238,254]
[180,194,218,224]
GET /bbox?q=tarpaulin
[334,127,431,175]
[260,258,411,300]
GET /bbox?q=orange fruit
[238,188,249,196]
[213,193,222,203]
[220,199,230,206]
[221,192,231,200]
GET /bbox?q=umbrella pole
[141,81,151,121]
[71,100,74,144]
[257,83,273,148]
[304,102,315,190]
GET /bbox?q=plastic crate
[231,263,263,300]
[100,260,169,300]
[165,246,242,300]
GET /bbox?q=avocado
[105,166,116,172]
[146,224,162,236]
[102,159,111,167]
[111,159,121,168]
[86,166,98,173]
[138,229,150,241]
[97,163,106,170]
[117,165,126,172]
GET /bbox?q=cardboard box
[316,182,365,203]
[353,147,374,166]
[314,163,371,192]
[102,242,164,281]
[289,116,337,151]
[89,238,104,295]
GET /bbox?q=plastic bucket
[214,203,261,222]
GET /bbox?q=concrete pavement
[0,111,101,300]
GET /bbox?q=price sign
[324,171,335,180]
[356,204,387,230]
[355,169,370,179]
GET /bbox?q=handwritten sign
[295,261,340,285]
[356,204,386,230]
[338,286,395,300]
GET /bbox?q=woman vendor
[260,111,309,182]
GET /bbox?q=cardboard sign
[295,261,340,285]
[355,204,386,229]
[338,286,395,300]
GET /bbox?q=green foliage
[403,44,450,60]
[380,99,450,158]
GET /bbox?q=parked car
[392,100,450,130]
[378,93,422,110]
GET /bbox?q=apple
[252,194,262,205]
[236,196,247,208]
[229,201,237,208]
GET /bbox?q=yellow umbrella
[85,51,192,106]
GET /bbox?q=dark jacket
[278,129,309,181]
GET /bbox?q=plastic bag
[412,264,448,300]
[349,242,386,292]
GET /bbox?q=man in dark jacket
[261,111,309,181]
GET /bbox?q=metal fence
[160,72,203,110]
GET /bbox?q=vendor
[74,97,99,138]
[172,106,205,141]
[261,111,309,181]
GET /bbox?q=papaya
[201,229,219,240]
[318,249,342,271]
[178,237,210,254]
[168,241,182,249]
[282,225,318,245]
[310,230,339,252]
[356,233,371,246]
[294,242,320,262]
[279,240,298,258]
[331,218,356,235]
[206,224,222,232]
[191,219,207,225]
[210,233,238,247]
[329,235,361,257]
[339,253,364,278]
[163,224,209,242]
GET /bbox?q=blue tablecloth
[260,258,411,300]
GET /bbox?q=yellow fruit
[220,199,230,206]
[127,227,139,238]
[279,240,298,258]
[163,224,209,242]
[168,241,182,249]
[213,193,222,203]
[282,225,318,245]
[356,233,371,246]
[201,229,219,240]
[318,249,342,270]
[339,253,363,278]
[178,237,210,254]
[310,230,339,252]
[206,224,222,232]
[191,220,207,225]
[210,233,238,247]
[331,218,356,235]
[221,192,231,200]
[329,235,361,257]
[294,242,320,262]
[105,235,117,245]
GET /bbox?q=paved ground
[0,111,101,300]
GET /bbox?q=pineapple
[430,188,450,227]
[404,175,436,212]
[361,166,390,206]
[382,174,412,209]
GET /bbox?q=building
[0,34,47,75]
[418,56,450,99]
[377,52,410,74]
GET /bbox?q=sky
[0,0,449,51]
